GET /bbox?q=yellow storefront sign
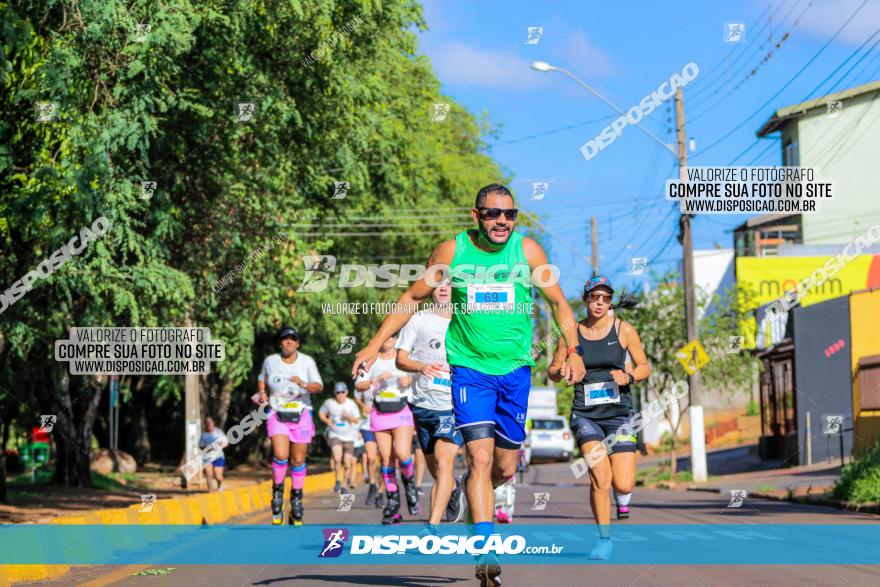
[736,255,880,348]
[736,255,880,309]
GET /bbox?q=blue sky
[416,0,880,296]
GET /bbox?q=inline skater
[395,281,466,530]
[318,382,361,495]
[353,377,382,506]
[353,183,585,586]
[355,334,417,524]
[549,276,650,559]
[257,326,324,526]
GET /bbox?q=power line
[692,0,870,160]
[802,27,880,101]
[745,138,781,164]
[687,1,781,101]
[487,115,616,147]
[689,0,813,122]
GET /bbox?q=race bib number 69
[467,283,514,312]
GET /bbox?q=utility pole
[590,217,599,276]
[676,87,707,482]
[182,316,204,489]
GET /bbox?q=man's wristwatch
[567,345,584,357]
[627,373,635,385]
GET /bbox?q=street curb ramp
[0,469,339,586]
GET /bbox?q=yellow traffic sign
[676,340,710,375]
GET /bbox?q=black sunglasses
[477,207,519,221]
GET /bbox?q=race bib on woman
[583,382,621,406]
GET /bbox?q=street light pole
[531,61,675,155]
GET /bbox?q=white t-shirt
[355,356,411,409]
[396,311,452,411]
[258,352,322,411]
[319,398,360,442]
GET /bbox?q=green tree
[624,272,759,474]
[1,0,515,491]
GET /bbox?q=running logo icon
[826,100,843,119]
[39,414,57,433]
[337,494,355,512]
[437,416,454,435]
[823,414,844,435]
[237,102,255,122]
[532,492,550,511]
[724,22,745,43]
[629,257,648,276]
[134,23,151,42]
[432,103,450,122]
[727,489,747,508]
[530,182,549,200]
[298,255,337,292]
[332,181,350,199]
[319,528,349,558]
[139,494,157,513]
[36,101,58,122]
[337,336,356,354]
[525,27,543,44]
[727,336,744,353]
[140,181,157,201]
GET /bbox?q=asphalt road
[56,461,878,587]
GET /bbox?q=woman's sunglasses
[587,292,612,303]
[477,207,518,221]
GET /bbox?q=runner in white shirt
[319,382,361,495]
[396,282,465,530]
[257,326,323,526]
[354,333,416,524]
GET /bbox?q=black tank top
[572,318,632,418]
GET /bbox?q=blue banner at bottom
[0,524,877,565]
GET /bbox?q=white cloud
[557,30,616,77]
[796,0,880,45]
[429,42,549,89]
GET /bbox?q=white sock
[616,492,632,507]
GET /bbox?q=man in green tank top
[352,183,584,586]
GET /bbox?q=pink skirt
[370,405,414,432]
[266,410,315,444]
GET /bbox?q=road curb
[685,485,880,514]
[0,467,340,586]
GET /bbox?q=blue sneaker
[588,537,613,560]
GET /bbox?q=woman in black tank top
[548,276,651,561]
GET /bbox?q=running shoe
[495,505,512,524]
[402,474,421,516]
[588,537,613,560]
[333,480,341,494]
[374,491,385,508]
[271,483,284,526]
[382,490,402,525]
[289,488,304,527]
[445,476,465,523]
[475,552,502,587]
[365,483,378,506]
[617,505,630,520]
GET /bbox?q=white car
[528,415,575,462]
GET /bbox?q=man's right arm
[351,239,455,378]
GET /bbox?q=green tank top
[445,230,535,375]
